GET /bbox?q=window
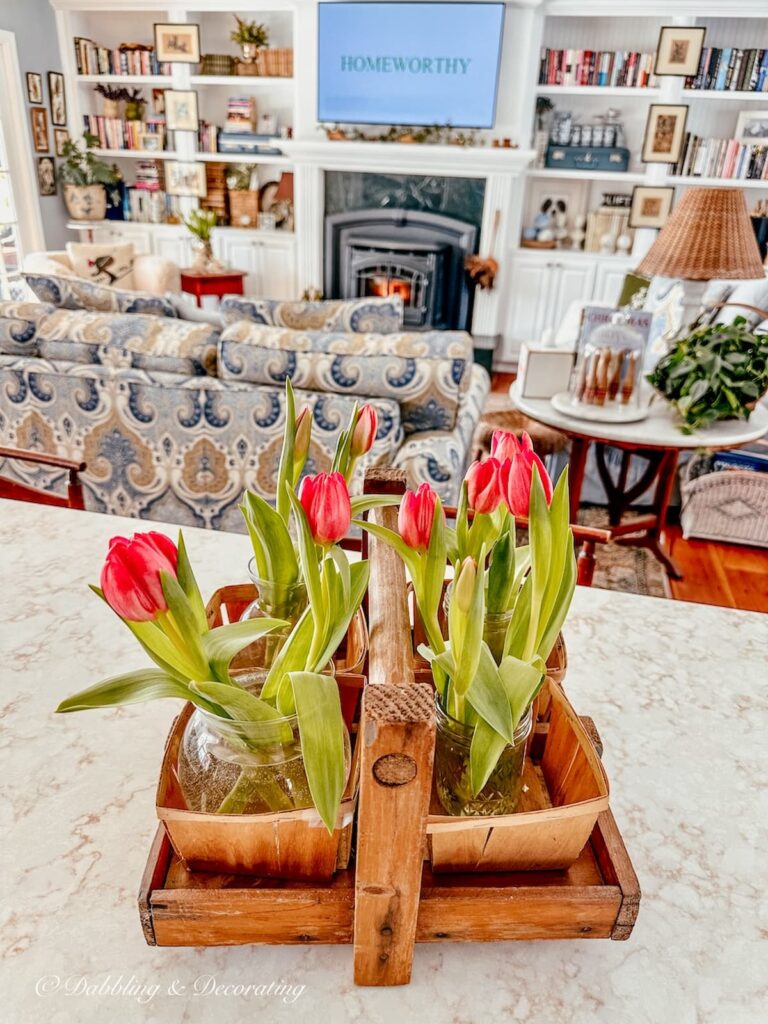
[0,120,22,299]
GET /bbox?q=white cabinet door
[91,223,153,255]
[593,259,633,307]
[216,232,296,299]
[505,254,554,347]
[152,230,194,268]
[259,241,296,300]
[549,259,597,334]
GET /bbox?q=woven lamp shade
[636,187,765,281]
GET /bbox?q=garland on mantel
[320,123,487,147]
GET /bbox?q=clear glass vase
[443,583,513,666]
[177,669,349,816]
[235,562,308,671]
[434,697,532,816]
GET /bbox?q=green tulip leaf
[176,531,207,634]
[469,715,508,797]
[498,653,546,732]
[160,571,209,679]
[275,378,297,524]
[188,681,289,743]
[349,494,401,516]
[56,668,223,716]
[287,487,323,617]
[201,617,288,685]
[241,490,300,585]
[290,671,347,834]
[466,642,515,743]
[261,606,314,712]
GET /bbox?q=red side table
[179,269,247,307]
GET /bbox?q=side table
[510,381,768,579]
[179,269,247,307]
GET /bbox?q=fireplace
[324,208,478,330]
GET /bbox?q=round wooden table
[510,381,768,578]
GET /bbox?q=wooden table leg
[567,437,589,524]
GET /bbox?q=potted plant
[123,87,146,121]
[647,316,768,433]
[58,131,119,221]
[182,209,218,270]
[231,15,269,62]
[94,83,124,118]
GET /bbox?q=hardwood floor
[489,372,767,614]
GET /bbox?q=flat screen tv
[317,2,504,128]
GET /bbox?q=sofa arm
[133,254,180,295]
[393,362,490,504]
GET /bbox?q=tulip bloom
[294,407,312,464]
[495,432,553,516]
[350,404,378,458]
[100,532,178,622]
[464,457,504,514]
[398,483,439,552]
[299,471,352,546]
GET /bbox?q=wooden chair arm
[0,446,86,473]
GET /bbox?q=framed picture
[154,23,201,64]
[641,104,689,164]
[29,107,49,153]
[654,26,706,77]
[37,156,57,196]
[151,88,166,115]
[165,161,207,197]
[53,128,70,157]
[734,110,768,145]
[138,130,165,153]
[26,72,43,104]
[48,71,67,127]
[164,90,198,131]
[629,186,675,229]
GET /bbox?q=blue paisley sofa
[0,294,489,529]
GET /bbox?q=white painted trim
[0,30,45,256]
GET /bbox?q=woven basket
[228,189,260,228]
[680,456,768,548]
[200,54,236,76]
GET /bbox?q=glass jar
[443,583,513,666]
[177,669,349,816]
[236,562,308,671]
[434,698,533,816]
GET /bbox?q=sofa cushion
[66,241,135,290]
[219,296,404,333]
[0,300,56,357]
[218,322,472,433]
[35,309,219,377]
[23,273,178,318]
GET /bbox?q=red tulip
[100,532,178,622]
[498,432,553,516]
[350,404,378,457]
[464,457,504,514]
[298,471,352,546]
[398,483,440,551]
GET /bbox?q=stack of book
[672,135,768,180]
[133,160,163,191]
[686,48,768,92]
[82,114,166,151]
[217,96,282,155]
[73,38,171,77]
[223,97,256,133]
[538,49,657,88]
[198,122,219,154]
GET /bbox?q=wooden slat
[137,826,173,945]
[366,503,414,688]
[589,809,642,941]
[353,684,435,985]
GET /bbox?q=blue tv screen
[317,2,504,128]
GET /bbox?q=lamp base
[675,279,709,338]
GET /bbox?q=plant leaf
[56,668,223,715]
[201,617,288,684]
[349,494,401,516]
[176,531,208,634]
[466,642,515,743]
[287,487,323,617]
[498,654,546,731]
[275,378,296,524]
[290,671,347,833]
[242,490,299,584]
[469,716,508,797]
[189,681,287,734]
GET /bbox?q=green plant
[647,317,768,433]
[226,163,257,191]
[230,15,269,48]
[94,83,126,101]
[58,131,120,186]
[183,208,218,242]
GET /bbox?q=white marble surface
[1,499,766,1024]
[510,380,768,449]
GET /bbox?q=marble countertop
[1,500,766,1024]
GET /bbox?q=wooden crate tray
[139,803,639,947]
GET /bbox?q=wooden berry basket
[137,478,640,985]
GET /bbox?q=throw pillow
[66,242,135,290]
[23,274,178,318]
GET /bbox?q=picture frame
[154,23,201,64]
[53,128,70,157]
[654,26,706,77]
[37,156,57,196]
[48,71,67,127]
[165,161,207,197]
[138,130,165,153]
[734,110,768,145]
[164,90,199,132]
[641,104,689,164]
[628,186,675,229]
[26,72,43,104]
[29,107,49,154]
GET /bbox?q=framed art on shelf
[642,105,688,164]
[629,186,674,230]
[29,107,49,153]
[154,23,201,64]
[734,111,768,146]
[53,129,69,157]
[165,161,207,197]
[37,156,56,196]
[164,90,198,132]
[26,72,42,104]
[138,131,165,153]
[654,26,706,77]
[48,72,66,127]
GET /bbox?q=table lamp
[635,187,765,334]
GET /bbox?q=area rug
[578,506,669,599]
